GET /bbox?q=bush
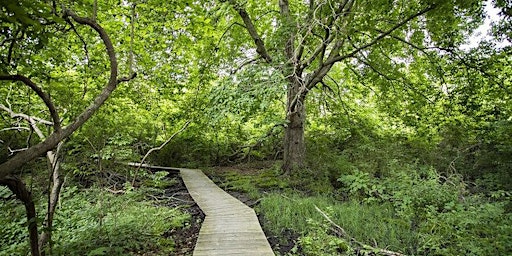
[338,162,512,255]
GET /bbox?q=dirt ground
[160,171,204,255]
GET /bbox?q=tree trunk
[282,78,306,174]
[0,176,40,256]
[39,142,65,255]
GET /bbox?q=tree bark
[0,176,40,256]
[282,78,306,174]
[39,142,64,254]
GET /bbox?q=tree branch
[301,0,354,69]
[0,104,53,127]
[0,104,49,140]
[0,176,40,256]
[0,9,136,180]
[324,4,436,66]
[230,56,262,75]
[215,21,246,51]
[314,205,404,256]
[279,0,295,64]
[131,121,190,185]
[227,0,273,63]
[302,4,435,91]
[6,29,22,65]
[0,75,61,131]
[65,17,90,66]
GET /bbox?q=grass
[210,161,511,256]
[259,192,416,253]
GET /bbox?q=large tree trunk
[282,78,307,174]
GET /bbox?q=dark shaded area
[159,171,204,255]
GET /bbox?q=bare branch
[65,17,90,66]
[215,22,246,51]
[0,104,53,126]
[6,30,22,65]
[0,127,31,132]
[8,147,29,155]
[315,205,405,256]
[0,75,61,131]
[131,121,191,185]
[302,33,336,69]
[301,0,354,69]
[230,57,262,75]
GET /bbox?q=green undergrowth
[210,162,512,255]
[0,173,190,256]
[208,164,290,199]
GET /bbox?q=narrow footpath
[179,168,274,256]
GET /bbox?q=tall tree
[219,0,484,173]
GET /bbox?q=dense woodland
[1,0,511,255]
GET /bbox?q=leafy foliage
[0,185,190,256]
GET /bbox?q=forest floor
[161,171,203,255]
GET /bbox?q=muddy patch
[158,171,204,256]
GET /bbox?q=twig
[105,188,125,194]
[148,194,194,203]
[314,205,348,237]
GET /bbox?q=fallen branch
[147,194,194,204]
[314,205,404,256]
[131,121,191,186]
[314,205,348,237]
[105,188,125,194]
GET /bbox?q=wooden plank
[179,168,275,256]
[124,162,181,172]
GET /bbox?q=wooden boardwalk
[179,168,274,256]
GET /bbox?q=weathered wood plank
[124,162,181,172]
[179,168,275,256]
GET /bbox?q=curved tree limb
[0,9,136,180]
[131,120,190,186]
[0,176,40,256]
